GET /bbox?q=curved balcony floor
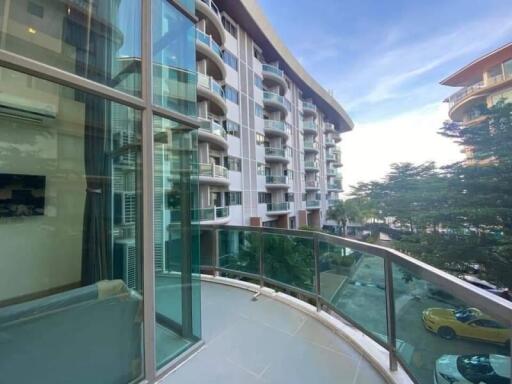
[196,40,226,81]
[262,70,288,94]
[163,279,387,384]
[196,0,226,45]
[197,85,227,116]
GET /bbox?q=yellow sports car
[422,307,510,345]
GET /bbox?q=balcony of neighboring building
[262,63,288,93]
[333,132,342,143]
[324,122,336,133]
[265,175,290,189]
[198,118,228,149]
[303,120,318,135]
[195,0,226,46]
[266,202,291,215]
[306,199,321,210]
[302,100,317,118]
[170,206,230,224]
[197,73,227,115]
[327,181,343,192]
[196,28,226,81]
[305,180,320,191]
[304,160,320,172]
[325,137,336,147]
[265,147,289,164]
[304,140,319,154]
[198,163,230,186]
[263,91,288,116]
[264,119,290,139]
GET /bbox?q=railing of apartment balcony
[304,141,318,150]
[199,0,220,17]
[325,138,335,146]
[266,202,290,212]
[302,101,317,113]
[303,120,317,133]
[264,120,289,135]
[198,163,228,179]
[328,199,338,206]
[199,118,226,139]
[325,153,336,161]
[262,63,285,79]
[197,73,224,99]
[199,224,512,384]
[304,160,319,169]
[215,206,229,219]
[326,168,337,176]
[327,182,342,190]
[263,91,286,107]
[265,147,286,158]
[266,175,288,184]
[196,28,223,58]
[305,180,319,189]
[333,132,341,142]
[171,206,229,222]
[324,122,335,132]
[306,200,321,208]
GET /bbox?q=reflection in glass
[218,229,260,275]
[0,66,143,383]
[0,0,142,96]
[153,115,201,368]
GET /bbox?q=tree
[326,200,347,234]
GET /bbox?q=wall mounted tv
[0,174,46,217]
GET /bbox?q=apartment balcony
[324,122,336,133]
[198,163,230,186]
[189,224,512,384]
[264,119,290,139]
[197,73,227,115]
[266,202,291,215]
[198,118,228,149]
[170,206,229,224]
[306,199,321,209]
[265,147,289,164]
[328,199,338,206]
[325,153,336,162]
[304,160,320,172]
[447,71,512,120]
[302,101,317,117]
[263,91,288,116]
[265,175,290,189]
[326,168,337,176]
[196,28,226,81]
[333,132,342,143]
[325,137,336,147]
[262,63,288,92]
[195,0,226,45]
[305,180,320,191]
[304,141,319,154]
[303,120,318,135]
[327,182,343,191]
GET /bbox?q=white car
[434,354,510,384]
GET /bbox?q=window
[222,15,238,38]
[27,2,44,18]
[255,103,264,118]
[256,133,265,145]
[284,98,292,112]
[302,193,307,202]
[223,50,238,70]
[285,193,294,202]
[225,191,242,206]
[226,156,241,172]
[225,120,240,137]
[258,192,271,204]
[257,163,266,175]
[225,85,239,104]
[285,169,294,180]
[286,146,293,158]
[254,45,264,62]
[254,74,263,90]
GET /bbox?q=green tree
[326,200,347,234]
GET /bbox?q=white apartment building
[194,0,354,229]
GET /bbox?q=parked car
[459,274,510,300]
[422,307,509,345]
[434,354,510,384]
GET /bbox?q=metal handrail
[199,224,512,383]
[196,28,222,58]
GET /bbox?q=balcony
[196,28,226,81]
[325,153,336,162]
[328,199,338,206]
[303,120,318,135]
[327,182,342,191]
[264,119,290,138]
[305,180,320,191]
[325,137,336,147]
[266,202,291,215]
[197,73,227,115]
[326,168,337,176]
[262,63,288,92]
[324,122,336,133]
[302,101,317,117]
[265,175,289,189]
[198,118,228,149]
[170,206,229,224]
[191,224,512,384]
[304,160,320,172]
[196,0,226,45]
[304,141,319,153]
[198,163,230,186]
[265,147,289,163]
[306,199,321,209]
[333,132,342,142]
[263,91,288,116]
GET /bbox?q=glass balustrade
[263,91,286,107]
[306,200,320,208]
[304,141,318,150]
[196,29,222,58]
[198,163,228,178]
[199,119,227,139]
[262,64,285,79]
[266,175,288,184]
[267,202,290,212]
[304,161,319,169]
[264,120,289,135]
[200,0,220,17]
[265,147,286,158]
[302,101,317,112]
[198,225,512,384]
[197,73,225,99]
[303,121,317,132]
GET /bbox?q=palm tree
[326,200,347,235]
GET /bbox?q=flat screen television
[0,173,46,217]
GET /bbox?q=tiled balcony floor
[163,281,387,384]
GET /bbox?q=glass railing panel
[200,0,220,17]
[199,163,213,177]
[212,80,224,98]
[391,262,510,384]
[267,202,290,211]
[196,29,211,46]
[306,200,320,208]
[265,147,285,157]
[218,229,260,275]
[319,241,388,342]
[264,120,286,132]
[263,91,285,105]
[215,206,229,218]
[303,121,317,131]
[213,164,228,178]
[263,233,315,293]
[262,64,284,78]
[302,101,317,112]
[304,161,319,169]
[266,175,287,184]
[199,207,215,221]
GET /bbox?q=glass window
[0,0,142,96]
[254,74,263,90]
[226,156,241,172]
[222,15,237,39]
[223,50,238,71]
[257,163,266,175]
[153,115,201,368]
[285,193,294,202]
[256,133,265,145]
[0,66,143,383]
[225,85,239,104]
[255,103,264,118]
[153,0,197,116]
[504,59,512,76]
[225,191,242,206]
[258,192,271,204]
[225,120,240,137]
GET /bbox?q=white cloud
[340,103,464,195]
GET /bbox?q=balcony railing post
[212,227,219,277]
[384,256,398,371]
[314,236,321,312]
[259,227,264,289]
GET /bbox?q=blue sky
[258,0,512,191]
